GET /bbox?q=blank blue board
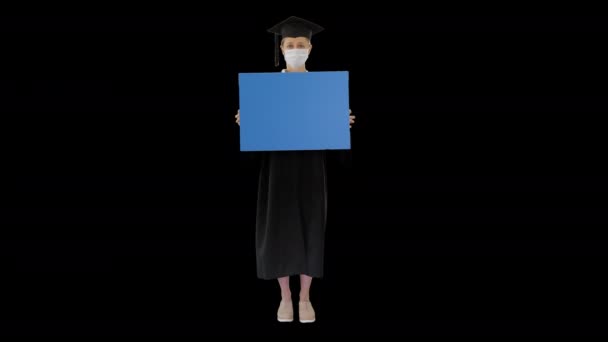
[238,71,350,151]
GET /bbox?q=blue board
[238,71,350,151]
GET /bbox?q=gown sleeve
[327,148,353,169]
[239,151,264,168]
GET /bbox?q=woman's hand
[349,109,355,128]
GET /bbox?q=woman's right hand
[235,109,240,126]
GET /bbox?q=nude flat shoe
[298,301,316,323]
[277,300,294,322]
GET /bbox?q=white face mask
[284,48,309,68]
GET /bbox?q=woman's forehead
[282,37,310,44]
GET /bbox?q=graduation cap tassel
[274,33,280,67]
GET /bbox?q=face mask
[284,48,309,68]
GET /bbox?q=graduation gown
[254,149,328,279]
[241,149,351,280]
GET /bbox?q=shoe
[298,301,316,323]
[277,300,293,322]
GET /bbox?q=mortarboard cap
[267,16,324,67]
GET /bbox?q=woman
[235,16,355,323]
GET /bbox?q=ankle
[281,292,292,301]
[299,295,310,302]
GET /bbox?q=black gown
[255,150,328,279]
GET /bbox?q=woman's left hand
[349,109,355,128]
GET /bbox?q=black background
[2,15,608,336]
